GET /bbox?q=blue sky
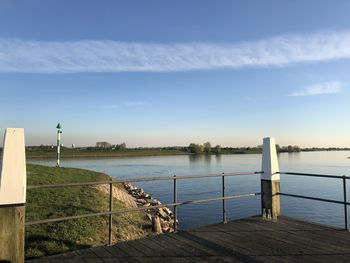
[1,0,350,147]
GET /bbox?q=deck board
[26,216,350,263]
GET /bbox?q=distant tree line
[276,145,301,153]
[90,142,127,151]
[187,142,222,155]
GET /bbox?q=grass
[25,148,189,159]
[26,164,150,259]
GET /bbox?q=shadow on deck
[27,216,350,263]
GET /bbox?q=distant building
[95,141,112,148]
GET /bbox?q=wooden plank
[76,248,98,258]
[133,236,174,257]
[90,246,113,258]
[0,206,25,263]
[26,216,350,263]
[104,244,131,258]
[49,258,68,263]
[27,258,52,263]
[114,241,148,257]
[83,258,104,263]
[156,234,211,257]
[169,232,220,256]
[99,258,126,263]
[179,231,261,262]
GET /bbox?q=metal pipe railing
[26,171,260,245]
[279,171,350,230]
[25,193,260,226]
[279,171,350,180]
[26,168,350,244]
[27,172,257,190]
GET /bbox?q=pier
[28,216,350,263]
[1,130,350,262]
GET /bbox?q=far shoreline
[25,149,350,160]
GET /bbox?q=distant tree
[293,145,301,152]
[203,142,211,154]
[214,145,221,154]
[197,144,204,154]
[115,142,127,150]
[276,144,281,152]
[189,143,204,154]
[189,143,197,153]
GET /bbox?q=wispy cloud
[123,101,151,107]
[101,101,151,109]
[289,81,343,97]
[2,31,350,73]
[101,105,120,109]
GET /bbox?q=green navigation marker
[56,123,62,167]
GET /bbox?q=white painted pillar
[261,137,280,218]
[0,128,26,263]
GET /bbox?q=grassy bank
[26,164,151,259]
[25,148,189,159]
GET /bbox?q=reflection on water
[30,151,350,229]
[189,154,222,168]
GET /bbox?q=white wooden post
[261,137,280,218]
[0,128,26,263]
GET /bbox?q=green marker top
[56,123,62,130]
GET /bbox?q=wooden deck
[27,216,350,263]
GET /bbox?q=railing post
[343,175,348,231]
[261,137,280,219]
[173,174,178,232]
[222,173,227,223]
[0,128,26,263]
[108,179,113,245]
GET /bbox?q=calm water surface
[31,151,350,229]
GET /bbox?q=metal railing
[278,171,350,230]
[26,171,261,245]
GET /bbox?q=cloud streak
[101,101,151,109]
[289,81,343,96]
[2,31,350,73]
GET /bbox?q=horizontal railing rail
[279,171,350,179]
[278,172,349,230]
[26,171,260,245]
[27,171,259,190]
[278,193,350,205]
[25,192,260,226]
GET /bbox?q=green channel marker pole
[56,123,62,167]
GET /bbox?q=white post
[57,130,61,167]
[261,137,280,218]
[56,123,62,167]
[0,128,26,262]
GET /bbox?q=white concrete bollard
[261,137,281,219]
[0,128,26,263]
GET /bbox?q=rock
[152,216,163,234]
[160,218,169,228]
[163,207,172,215]
[158,208,168,219]
[162,226,170,233]
[151,199,161,206]
[136,199,147,204]
[146,213,152,221]
[140,192,151,199]
[122,181,179,229]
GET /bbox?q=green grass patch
[25,148,189,159]
[26,164,150,259]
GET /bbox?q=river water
[30,151,350,229]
